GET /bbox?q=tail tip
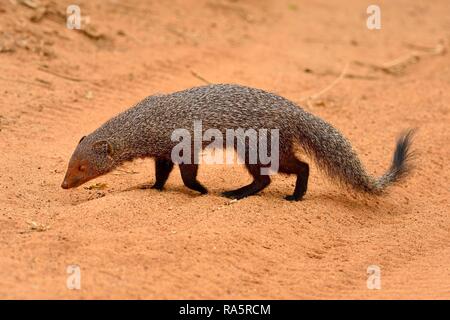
[388,128,416,186]
[373,128,416,192]
[393,128,416,171]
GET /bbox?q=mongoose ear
[92,140,114,156]
[78,136,86,144]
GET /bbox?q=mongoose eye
[79,165,87,172]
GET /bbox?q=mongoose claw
[150,184,164,191]
[284,195,303,201]
[221,191,241,200]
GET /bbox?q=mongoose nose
[61,181,69,189]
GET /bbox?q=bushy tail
[296,112,415,194]
[373,129,415,191]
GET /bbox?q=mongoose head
[61,136,116,189]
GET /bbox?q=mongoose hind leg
[222,164,271,200]
[151,158,174,190]
[179,164,208,194]
[279,156,309,201]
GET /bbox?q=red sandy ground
[0,0,449,299]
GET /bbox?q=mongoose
[61,84,414,201]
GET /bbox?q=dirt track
[0,0,449,299]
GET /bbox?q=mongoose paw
[150,184,164,191]
[284,195,303,201]
[221,190,245,200]
[221,191,236,199]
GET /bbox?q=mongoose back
[61,84,414,201]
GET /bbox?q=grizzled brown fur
[62,84,414,201]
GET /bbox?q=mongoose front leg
[151,158,174,190]
[279,157,309,201]
[179,164,208,194]
[222,164,271,200]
